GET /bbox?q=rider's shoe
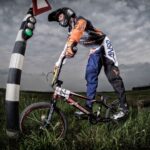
[112,107,128,120]
[74,105,92,119]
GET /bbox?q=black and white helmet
[48,7,76,27]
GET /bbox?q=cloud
[0,0,150,91]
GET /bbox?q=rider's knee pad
[107,66,122,82]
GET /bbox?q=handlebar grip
[72,46,78,54]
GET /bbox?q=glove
[65,40,78,58]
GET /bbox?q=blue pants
[85,46,127,109]
[85,48,102,107]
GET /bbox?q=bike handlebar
[51,43,73,88]
[51,56,66,88]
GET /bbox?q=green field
[0,88,150,150]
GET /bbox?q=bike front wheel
[20,102,67,140]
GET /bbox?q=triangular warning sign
[32,0,52,16]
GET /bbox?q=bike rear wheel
[20,102,67,140]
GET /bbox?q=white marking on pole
[23,14,32,21]
[6,84,20,102]
[15,30,24,42]
[9,53,24,70]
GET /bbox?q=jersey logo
[106,40,115,60]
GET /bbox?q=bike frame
[52,85,91,115]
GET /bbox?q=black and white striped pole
[5,0,52,138]
[5,8,36,138]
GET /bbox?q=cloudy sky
[0,0,150,92]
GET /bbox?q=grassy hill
[0,88,150,150]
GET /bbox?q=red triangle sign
[32,0,52,16]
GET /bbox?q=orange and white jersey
[68,16,105,48]
[67,16,118,66]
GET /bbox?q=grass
[0,88,150,150]
[19,108,150,150]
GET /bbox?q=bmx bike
[19,45,120,140]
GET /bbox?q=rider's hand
[66,48,75,58]
[65,40,77,58]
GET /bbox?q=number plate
[55,87,71,99]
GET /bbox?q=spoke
[26,116,41,124]
[50,122,61,131]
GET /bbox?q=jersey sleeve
[68,18,87,43]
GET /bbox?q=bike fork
[44,101,56,127]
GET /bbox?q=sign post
[5,0,52,138]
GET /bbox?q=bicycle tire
[20,102,67,140]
